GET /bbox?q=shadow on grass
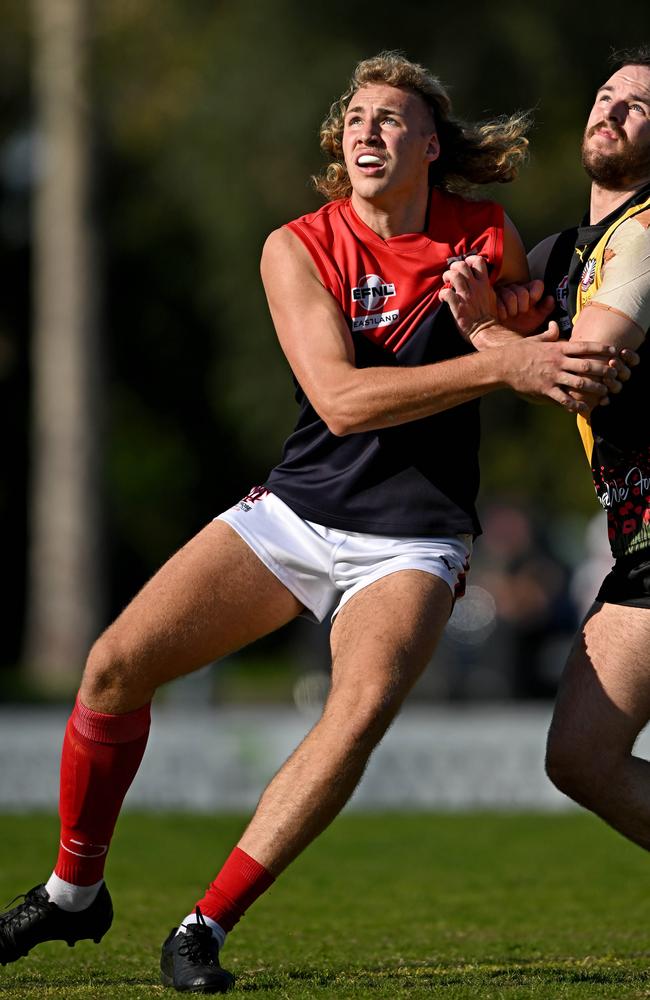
[0,973,158,993]
[1,957,648,996]
[234,957,650,992]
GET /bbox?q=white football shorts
[217,487,472,624]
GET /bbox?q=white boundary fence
[0,704,618,811]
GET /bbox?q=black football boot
[0,882,113,964]
[160,908,234,993]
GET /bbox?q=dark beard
[582,122,650,189]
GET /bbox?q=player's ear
[426,131,440,163]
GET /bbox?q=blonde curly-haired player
[0,52,628,993]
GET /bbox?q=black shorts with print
[596,551,650,608]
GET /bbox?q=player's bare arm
[568,304,646,412]
[262,227,621,425]
[569,214,649,365]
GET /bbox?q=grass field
[1,812,649,999]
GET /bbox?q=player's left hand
[597,349,640,399]
[440,255,498,345]
[496,280,555,334]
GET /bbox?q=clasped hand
[439,254,638,411]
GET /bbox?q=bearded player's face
[582,64,650,189]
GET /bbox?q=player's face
[342,84,439,202]
[582,64,650,189]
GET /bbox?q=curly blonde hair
[312,51,532,200]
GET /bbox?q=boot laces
[0,887,50,927]
[178,907,218,967]
[0,887,50,949]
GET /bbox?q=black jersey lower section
[595,551,650,608]
[266,304,482,540]
[265,399,482,539]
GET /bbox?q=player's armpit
[527,233,559,282]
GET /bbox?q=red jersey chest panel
[286,193,503,355]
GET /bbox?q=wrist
[470,320,521,351]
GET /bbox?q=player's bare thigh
[549,602,650,760]
[81,520,303,712]
[326,570,453,723]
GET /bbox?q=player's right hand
[506,325,628,414]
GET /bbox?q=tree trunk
[24,0,104,694]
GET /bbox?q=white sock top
[178,912,226,950]
[45,873,104,912]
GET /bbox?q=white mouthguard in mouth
[357,154,384,166]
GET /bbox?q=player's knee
[545,734,602,804]
[545,744,581,800]
[82,631,135,702]
[325,681,398,748]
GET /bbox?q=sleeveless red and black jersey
[265,191,504,537]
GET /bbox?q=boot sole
[160,968,235,993]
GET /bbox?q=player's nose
[359,119,381,144]
[606,99,628,124]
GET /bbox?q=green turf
[1,812,649,998]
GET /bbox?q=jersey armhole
[490,204,505,283]
[284,221,344,300]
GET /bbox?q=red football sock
[194,847,275,932]
[54,696,151,886]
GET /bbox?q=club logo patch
[580,258,597,292]
[352,274,396,313]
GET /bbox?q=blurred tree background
[0,0,645,692]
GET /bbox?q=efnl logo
[351,274,399,331]
[352,274,396,311]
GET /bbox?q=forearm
[315,335,621,433]
[466,324,541,411]
[466,320,525,351]
[318,348,519,435]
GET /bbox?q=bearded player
[442,47,650,865]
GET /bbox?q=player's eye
[630,103,647,115]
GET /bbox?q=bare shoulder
[606,212,650,262]
[585,215,650,344]
[261,225,301,265]
[260,225,319,284]
[527,233,560,281]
